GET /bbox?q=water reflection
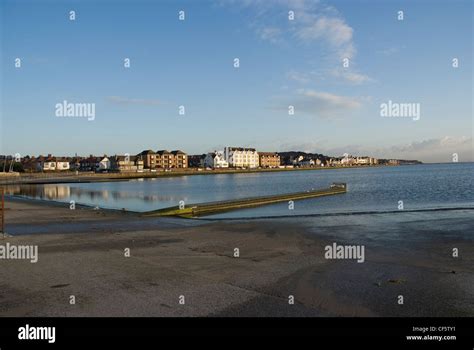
[5,184,71,200]
[4,163,474,215]
[5,184,186,205]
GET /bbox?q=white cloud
[385,137,473,163]
[295,90,362,117]
[273,89,365,118]
[219,0,374,88]
[330,68,373,85]
[280,136,474,163]
[300,90,362,110]
[296,17,355,59]
[220,0,357,60]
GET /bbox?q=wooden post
[1,187,4,238]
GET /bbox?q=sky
[0,0,472,162]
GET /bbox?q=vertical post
[1,187,4,238]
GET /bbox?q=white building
[353,156,379,165]
[298,158,315,167]
[37,157,70,171]
[354,156,369,165]
[98,157,111,171]
[56,160,70,170]
[223,147,259,168]
[204,151,229,168]
[341,156,355,166]
[40,161,56,171]
[291,155,304,165]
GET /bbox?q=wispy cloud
[219,0,374,87]
[330,68,374,85]
[272,89,365,118]
[220,0,356,60]
[299,89,362,111]
[257,26,282,43]
[286,70,311,84]
[295,16,355,60]
[106,96,162,106]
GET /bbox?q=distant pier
[143,183,347,218]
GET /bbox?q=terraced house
[36,156,70,171]
[138,150,188,169]
[137,150,158,169]
[79,156,101,171]
[258,152,281,168]
[171,150,187,168]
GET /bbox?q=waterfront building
[137,150,188,169]
[204,151,229,168]
[155,150,188,169]
[291,155,304,165]
[110,155,143,172]
[98,157,111,171]
[172,150,188,168]
[156,150,172,168]
[79,156,101,171]
[188,154,206,168]
[137,150,157,169]
[298,158,315,167]
[355,156,370,165]
[341,156,355,166]
[37,156,70,171]
[223,147,259,168]
[259,152,280,168]
[20,156,39,172]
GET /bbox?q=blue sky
[1,0,472,162]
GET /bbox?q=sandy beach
[1,197,473,317]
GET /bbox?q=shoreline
[4,193,474,222]
[0,164,410,185]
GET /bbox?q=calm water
[6,163,474,219]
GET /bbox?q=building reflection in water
[5,184,71,200]
[4,184,188,208]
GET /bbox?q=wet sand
[1,198,473,317]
